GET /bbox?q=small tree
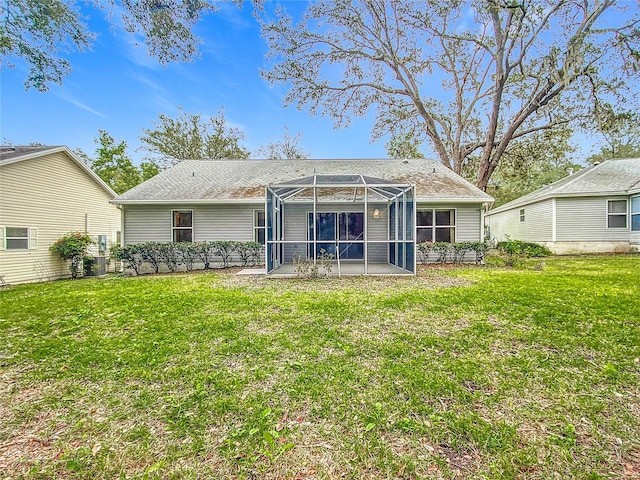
[49,232,94,279]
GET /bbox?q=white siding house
[0,146,121,284]
[113,158,493,275]
[485,158,640,254]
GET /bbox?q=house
[112,158,493,275]
[0,146,122,284]
[485,157,640,254]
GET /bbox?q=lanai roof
[487,157,640,215]
[113,158,493,204]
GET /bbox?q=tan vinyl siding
[0,152,120,284]
[123,204,262,245]
[556,196,630,241]
[486,199,553,242]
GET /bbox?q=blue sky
[1,1,386,163]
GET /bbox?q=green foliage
[385,131,425,159]
[497,239,552,267]
[139,107,250,167]
[587,105,640,164]
[2,1,241,91]
[112,240,264,275]
[233,241,263,267]
[110,244,143,276]
[255,127,310,159]
[211,240,236,269]
[478,127,581,206]
[417,241,487,265]
[0,0,93,91]
[49,232,94,279]
[79,130,161,194]
[138,242,163,274]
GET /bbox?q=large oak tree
[259,0,639,190]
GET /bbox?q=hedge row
[110,241,263,275]
[417,241,488,264]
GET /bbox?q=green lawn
[1,255,639,479]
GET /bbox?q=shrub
[111,244,144,275]
[497,239,551,266]
[180,242,199,271]
[293,249,334,278]
[211,241,235,268]
[139,242,163,273]
[417,241,488,265]
[158,243,182,272]
[49,232,95,279]
[193,241,216,270]
[234,241,263,266]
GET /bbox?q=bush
[111,244,144,275]
[496,239,551,266]
[49,232,95,279]
[234,241,263,266]
[114,240,265,275]
[417,241,488,265]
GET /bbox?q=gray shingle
[114,158,493,203]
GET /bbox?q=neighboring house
[112,158,493,275]
[485,157,640,254]
[0,146,122,284]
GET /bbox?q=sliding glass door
[309,212,364,259]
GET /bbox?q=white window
[519,208,525,222]
[416,209,456,243]
[254,210,266,245]
[632,196,640,232]
[607,200,627,229]
[172,210,193,242]
[1,227,37,250]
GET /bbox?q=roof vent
[593,161,600,165]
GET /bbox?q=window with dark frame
[519,209,525,222]
[172,210,193,242]
[607,200,627,228]
[254,210,266,245]
[416,209,456,243]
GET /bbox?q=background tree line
[74,108,310,194]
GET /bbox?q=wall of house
[123,201,486,268]
[0,152,120,284]
[123,203,261,244]
[485,199,554,244]
[555,196,631,242]
[417,202,484,242]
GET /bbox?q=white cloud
[54,93,107,118]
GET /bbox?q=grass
[0,255,639,479]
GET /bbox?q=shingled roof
[113,158,493,204]
[488,157,640,215]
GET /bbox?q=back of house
[0,146,121,284]
[112,158,493,275]
[485,158,640,254]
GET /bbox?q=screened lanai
[265,174,416,276]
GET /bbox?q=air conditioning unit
[87,256,107,276]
